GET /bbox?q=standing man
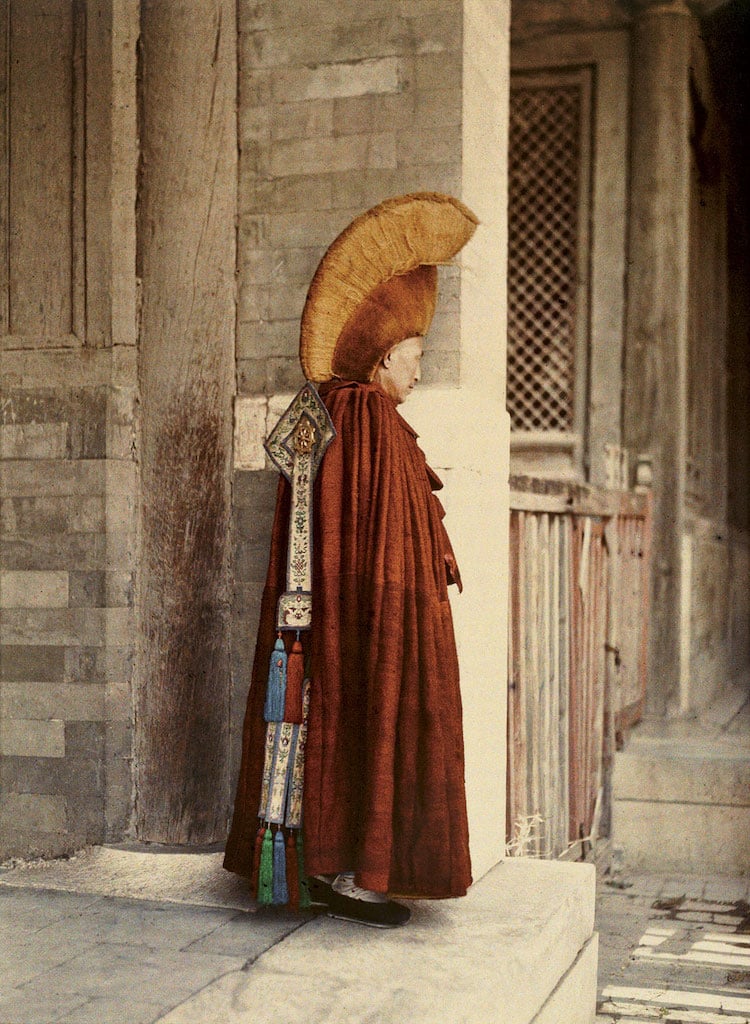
[224,193,478,927]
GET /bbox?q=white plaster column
[406,0,510,881]
[623,0,692,717]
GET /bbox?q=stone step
[613,735,750,874]
[1,848,598,1024]
[156,859,600,1024]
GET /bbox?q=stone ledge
[532,933,598,1024]
[614,741,750,806]
[614,799,750,874]
[0,850,597,1024]
[156,858,597,1024]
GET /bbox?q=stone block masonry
[0,0,497,865]
[229,0,469,794]
[235,0,464,400]
[1,358,136,860]
[230,1,467,797]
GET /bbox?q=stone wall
[0,0,139,861]
[235,0,464,398]
[230,1,512,878]
[1,0,510,865]
[1,351,137,859]
[231,0,467,784]
[683,23,750,705]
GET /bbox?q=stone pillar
[136,0,237,843]
[623,0,692,717]
[406,0,510,879]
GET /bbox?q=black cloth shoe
[326,882,410,929]
[307,875,334,907]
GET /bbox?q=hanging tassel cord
[257,632,314,909]
[272,828,289,905]
[257,827,274,906]
[296,831,312,910]
[283,633,305,724]
[286,831,300,910]
[249,822,266,899]
[264,635,288,722]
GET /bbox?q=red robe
[224,381,471,898]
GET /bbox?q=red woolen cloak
[224,381,472,898]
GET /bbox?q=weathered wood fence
[506,476,652,859]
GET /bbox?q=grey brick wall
[511,0,629,39]
[1,365,136,859]
[230,0,467,788]
[2,4,471,854]
[236,0,464,398]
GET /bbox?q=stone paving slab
[0,846,255,911]
[56,997,170,1024]
[0,887,101,931]
[157,859,596,1024]
[182,905,307,958]
[596,870,750,1022]
[0,853,597,1024]
[15,895,245,952]
[0,885,301,1024]
[12,944,245,1004]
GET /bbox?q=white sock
[332,872,388,903]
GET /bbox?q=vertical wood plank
[560,517,570,849]
[550,514,561,854]
[638,497,654,719]
[569,517,583,840]
[8,0,73,335]
[0,0,8,332]
[507,511,519,843]
[589,527,605,838]
[525,512,540,854]
[540,512,552,856]
[71,0,86,340]
[514,511,528,842]
[136,0,237,844]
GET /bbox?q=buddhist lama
[224,192,478,927]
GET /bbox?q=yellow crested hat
[299,192,478,384]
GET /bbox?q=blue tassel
[272,829,288,905]
[264,636,287,722]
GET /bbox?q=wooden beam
[136,0,237,844]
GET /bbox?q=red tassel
[249,823,265,899]
[286,830,300,910]
[283,638,305,724]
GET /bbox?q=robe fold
[223,380,472,898]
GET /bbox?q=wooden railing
[506,476,652,859]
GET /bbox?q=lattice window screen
[507,77,587,433]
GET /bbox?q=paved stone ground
[1,858,748,1023]
[0,884,308,1024]
[0,853,595,1024]
[596,871,750,1023]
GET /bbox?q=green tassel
[296,831,311,910]
[257,827,274,906]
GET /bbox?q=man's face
[376,336,424,405]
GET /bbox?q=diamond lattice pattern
[508,84,582,432]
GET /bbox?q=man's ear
[382,348,393,369]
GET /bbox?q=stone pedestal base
[160,858,598,1024]
[614,729,750,875]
